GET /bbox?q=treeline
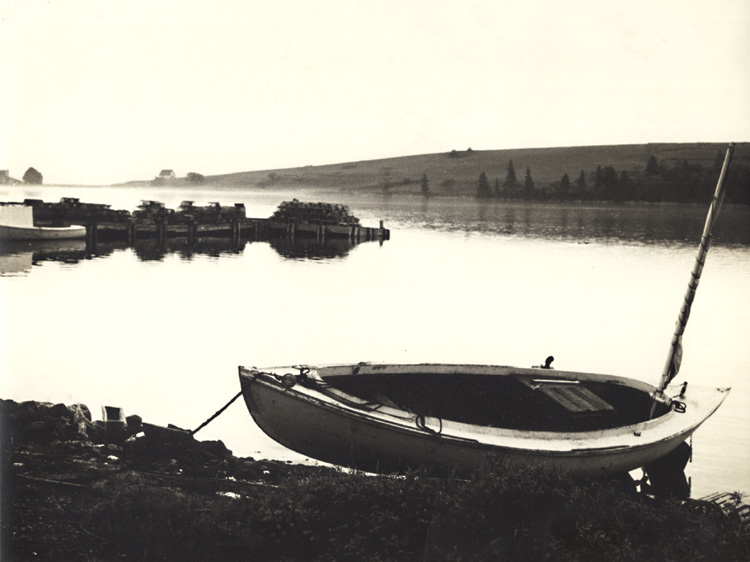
[466,152,750,204]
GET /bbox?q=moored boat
[0,203,85,241]
[238,363,729,477]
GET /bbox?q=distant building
[0,170,21,185]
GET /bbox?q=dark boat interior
[320,373,670,432]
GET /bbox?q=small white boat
[239,363,729,477]
[0,203,85,240]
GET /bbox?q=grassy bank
[2,400,749,561]
[183,142,750,203]
[5,460,749,561]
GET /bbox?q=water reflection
[351,197,750,247]
[0,234,367,275]
[268,236,358,260]
[125,238,246,262]
[0,239,89,275]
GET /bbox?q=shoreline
[2,398,749,560]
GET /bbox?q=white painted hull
[239,364,729,477]
[0,224,86,240]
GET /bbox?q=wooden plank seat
[516,376,615,416]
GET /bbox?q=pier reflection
[0,234,369,274]
[268,236,358,260]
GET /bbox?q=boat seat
[516,376,615,416]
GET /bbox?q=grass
[6,459,749,561]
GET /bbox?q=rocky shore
[1,399,748,561]
[0,398,334,560]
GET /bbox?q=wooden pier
[83,217,389,245]
[22,198,390,246]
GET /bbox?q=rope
[415,413,442,437]
[191,391,243,435]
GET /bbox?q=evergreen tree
[594,165,603,190]
[523,167,535,198]
[421,173,429,196]
[504,160,517,189]
[618,170,634,201]
[602,166,618,196]
[575,170,587,193]
[646,155,660,175]
[476,171,492,198]
[558,173,570,199]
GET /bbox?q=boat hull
[239,364,729,477]
[0,224,86,240]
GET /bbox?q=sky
[1,0,748,186]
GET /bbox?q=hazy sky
[1,0,748,185]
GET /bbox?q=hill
[120,143,749,203]
[194,142,748,197]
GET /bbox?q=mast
[654,142,735,400]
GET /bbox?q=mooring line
[191,391,244,435]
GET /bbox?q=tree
[600,166,618,199]
[646,155,660,175]
[476,172,492,198]
[187,172,205,183]
[558,173,570,199]
[23,167,43,184]
[618,171,634,201]
[594,165,603,190]
[504,160,517,189]
[575,170,587,194]
[494,178,501,198]
[523,167,535,198]
[421,173,429,196]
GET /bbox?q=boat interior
[318,372,671,432]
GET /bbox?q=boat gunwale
[238,365,730,456]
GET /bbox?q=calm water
[1,186,749,498]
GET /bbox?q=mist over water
[1,186,748,498]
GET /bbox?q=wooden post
[86,222,97,246]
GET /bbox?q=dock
[20,198,390,245]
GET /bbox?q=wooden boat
[238,143,737,479]
[0,203,85,241]
[239,363,728,477]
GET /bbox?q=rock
[198,440,232,459]
[50,403,73,420]
[126,415,143,435]
[22,420,55,442]
[105,444,123,456]
[0,399,19,415]
[17,401,53,420]
[86,421,106,445]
